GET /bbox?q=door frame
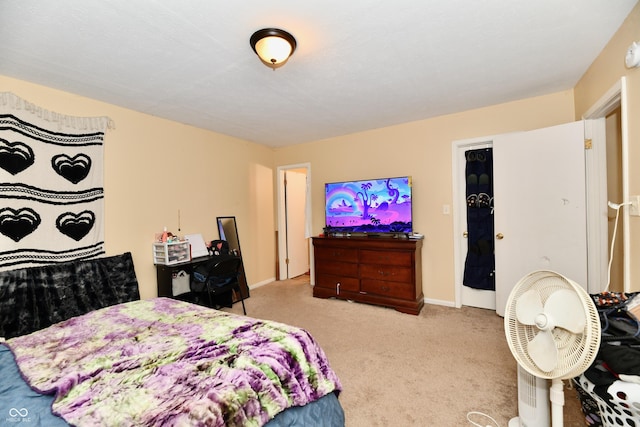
[583,77,630,293]
[452,138,495,309]
[453,126,589,310]
[276,162,312,281]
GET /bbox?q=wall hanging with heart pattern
[0,92,113,271]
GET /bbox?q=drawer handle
[380,285,390,292]
[378,270,390,277]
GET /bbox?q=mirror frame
[216,216,250,299]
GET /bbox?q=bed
[0,253,344,427]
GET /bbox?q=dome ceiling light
[250,28,297,70]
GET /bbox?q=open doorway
[453,77,629,309]
[583,77,629,293]
[453,122,588,313]
[276,163,312,280]
[605,107,623,290]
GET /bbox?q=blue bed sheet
[0,344,67,426]
[0,344,344,427]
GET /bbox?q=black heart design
[51,154,92,184]
[0,208,41,242]
[56,211,95,241]
[0,139,35,175]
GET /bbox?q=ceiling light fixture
[250,28,297,70]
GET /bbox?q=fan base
[508,417,521,427]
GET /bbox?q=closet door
[493,121,587,316]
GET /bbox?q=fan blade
[515,289,544,325]
[528,330,558,372]
[544,289,586,334]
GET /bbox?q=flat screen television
[324,176,412,235]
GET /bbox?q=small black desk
[155,256,250,301]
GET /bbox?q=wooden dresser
[312,236,423,315]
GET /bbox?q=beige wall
[574,2,640,292]
[274,91,575,303]
[0,75,277,299]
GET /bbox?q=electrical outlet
[630,195,640,216]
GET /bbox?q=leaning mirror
[217,216,250,300]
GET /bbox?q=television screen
[325,176,412,234]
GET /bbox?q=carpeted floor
[223,276,587,426]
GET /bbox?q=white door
[454,122,588,313]
[454,141,497,310]
[284,169,309,278]
[493,121,587,316]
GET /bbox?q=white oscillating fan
[504,270,601,427]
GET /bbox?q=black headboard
[0,252,140,339]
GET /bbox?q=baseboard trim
[249,277,276,290]
[424,298,456,308]
[252,281,458,309]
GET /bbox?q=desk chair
[200,256,246,315]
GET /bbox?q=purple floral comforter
[4,298,341,427]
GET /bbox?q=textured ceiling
[0,0,637,147]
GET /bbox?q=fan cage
[505,271,601,380]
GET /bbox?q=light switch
[630,195,640,217]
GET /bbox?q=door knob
[496,233,504,240]
[463,231,468,238]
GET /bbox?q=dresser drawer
[316,274,360,292]
[314,246,358,263]
[361,279,414,300]
[359,264,412,283]
[359,249,412,266]
[315,261,359,277]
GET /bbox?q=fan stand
[549,378,564,427]
[508,376,566,427]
